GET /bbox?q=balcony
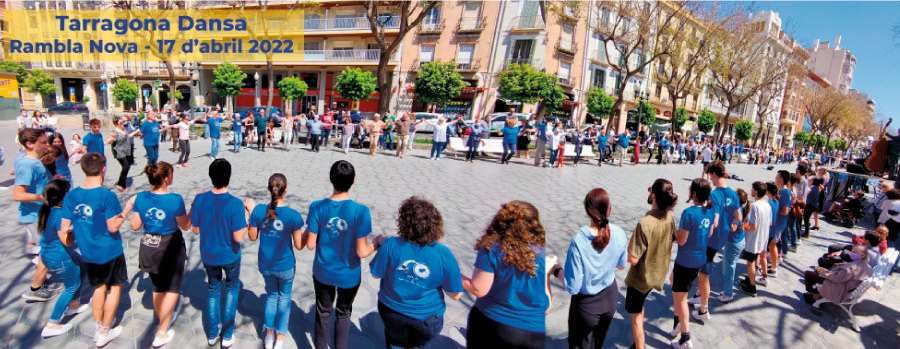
[590,50,608,65]
[419,20,444,35]
[555,41,578,55]
[509,16,543,33]
[559,77,573,87]
[457,17,487,33]
[456,59,482,72]
[199,49,396,65]
[302,16,399,32]
[504,57,544,70]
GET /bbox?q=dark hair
[886,189,900,201]
[266,173,287,219]
[584,188,612,250]
[112,116,123,126]
[737,188,751,218]
[651,178,678,211]
[812,177,824,186]
[144,162,174,189]
[18,128,45,148]
[37,179,70,234]
[329,160,355,192]
[48,132,69,160]
[80,152,106,176]
[751,181,767,198]
[689,178,712,204]
[791,173,803,185]
[397,196,444,246]
[766,181,778,198]
[475,201,546,276]
[777,170,791,185]
[209,159,232,189]
[89,118,101,127]
[796,163,808,175]
[705,160,726,177]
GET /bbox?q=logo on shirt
[261,219,284,237]
[396,259,431,288]
[73,203,94,223]
[725,198,733,207]
[326,217,348,237]
[144,207,166,228]
[700,218,711,230]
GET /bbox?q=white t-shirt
[745,199,772,254]
[701,147,713,162]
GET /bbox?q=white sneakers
[152,329,175,348]
[690,308,711,322]
[221,337,235,347]
[95,326,123,347]
[717,294,734,303]
[756,277,768,287]
[264,331,274,349]
[687,296,701,305]
[63,304,89,317]
[41,322,72,338]
[671,338,694,348]
[668,326,681,338]
[25,245,40,255]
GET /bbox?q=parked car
[48,101,89,115]
[412,112,445,133]
[236,106,282,119]
[488,113,531,136]
[188,106,211,120]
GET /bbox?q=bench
[447,137,504,158]
[812,248,899,332]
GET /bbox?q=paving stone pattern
[0,122,897,348]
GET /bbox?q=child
[38,179,90,338]
[547,129,560,167]
[59,152,133,347]
[803,177,824,238]
[69,134,84,164]
[556,136,566,168]
[739,181,772,297]
[304,160,378,349]
[756,182,779,287]
[190,159,253,347]
[248,173,305,349]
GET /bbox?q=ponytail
[37,179,70,233]
[266,173,287,219]
[652,178,678,211]
[584,188,612,250]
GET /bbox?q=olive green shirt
[625,209,676,293]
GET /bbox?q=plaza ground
[0,121,897,348]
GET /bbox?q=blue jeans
[210,137,220,158]
[322,129,332,147]
[233,131,242,152]
[721,239,745,298]
[145,144,159,165]
[384,131,394,150]
[43,253,83,322]
[378,301,443,349]
[466,139,481,160]
[263,268,295,334]
[204,260,241,340]
[204,124,210,138]
[430,141,447,159]
[502,142,516,162]
[549,149,559,165]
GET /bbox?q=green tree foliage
[498,63,566,113]
[0,61,27,83]
[277,76,309,105]
[673,107,688,133]
[697,109,717,133]
[414,61,468,107]
[734,120,753,141]
[334,67,377,104]
[585,87,615,119]
[161,89,183,101]
[212,63,247,97]
[793,131,810,146]
[23,70,57,96]
[111,79,139,105]
[830,139,848,151]
[811,134,826,149]
[638,99,656,126]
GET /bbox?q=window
[601,8,610,27]
[300,73,318,89]
[564,5,576,17]
[511,39,534,64]
[637,53,646,74]
[559,62,571,84]
[614,73,624,93]
[457,44,475,69]
[655,84,662,98]
[304,41,321,50]
[335,12,358,29]
[304,13,322,30]
[461,3,482,29]
[419,45,435,66]
[591,33,605,60]
[560,25,574,51]
[592,68,605,88]
[423,7,440,28]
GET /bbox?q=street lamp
[254,72,261,107]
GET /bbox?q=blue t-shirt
[39,207,71,264]
[14,156,50,223]
[61,187,123,264]
[133,191,187,235]
[775,188,792,232]
[249,204,304,272]
[563,225,627,295]
[307,198,372,288]
[617,135,630,148]
[255,116,269,132]
[308,120,323,135]
[709,186,740,248]
[141,121,160,146]
[232,115,243,132]
[473,243,548,332]
[191,191,248,266]
[768,198,780,235]
[370,237,463,320]
[501,126,519,144]
[597,135,608,148]
[208,116,223,139]
[676,206,714,268]
[807,185,821,207]
[55,155,71,183]
[82,132,105,155]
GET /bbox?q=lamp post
[254,72,261,107]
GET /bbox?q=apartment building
[807,36,856,94]
[544,2,587,124]
[779,42,811,148]
[750,11,792,147]
[397,0,500,118]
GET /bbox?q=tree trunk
[717,109,732,143]
[226,95,233,114]
[164,61,177,110]
[266,60,274,116]
[609,72,633,134]
[670,95,678,137]
[751,122,764,147]
[376,52,392,114]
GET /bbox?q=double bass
[865,118,892,174]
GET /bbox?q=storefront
[411,84,484,119]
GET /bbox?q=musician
[885,128,900,180]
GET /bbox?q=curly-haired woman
[462,200,549,349]
[369,196,462,348]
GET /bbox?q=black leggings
[116,155,132,188]
[310,134,321,152]
[568,281,618,349]
[803,206,817,236]
[257,132,266,151]
[177,140,190,164]
[466,307,543,349]
[313,278,360,349]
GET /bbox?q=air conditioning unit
[662,96,669,103]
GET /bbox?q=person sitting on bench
[803,245,873,305]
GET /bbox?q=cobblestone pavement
[0,121,897,348]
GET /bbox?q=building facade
[806,36,856,94]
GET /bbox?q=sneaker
[690,308,711,322]
[152,329,175,348]
[41,322,73,338]
[221,337,235,348]
[32,256,39,265]
[687,296,701,305]
[717,293,734,303]
[756,277,768,287]
[25,245,40,255]
[768,269,778,278]
[803,292,816,305]
[95,326,123,347]
[739,279,758,297]
[64,303,89,317]
[22,285,53,302]
[207,336,218,346]
[671,338,694,349]
[668,326,681,338]
[264,331,274,349]
[273,340,284,349]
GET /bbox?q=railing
[257,16,400,32]
[458,17,487,32]
[419,20,443,34]
[456,59,481,71]
[559,77,572,86]
[504,57,544,70]
[509,16,543,31]
[304,49,384,62]
[556,40,577,54]
[590,50,607,64]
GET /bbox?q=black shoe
[812,226,820,231]
[739,279,757,297]
[803,292,815,305]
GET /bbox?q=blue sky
[754,1,900,122]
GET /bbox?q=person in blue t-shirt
[190,159,252,347]
[231,113,243,153]
[671,179,715,348]
[773,170,794,264]
[15,129,56,302]
[139,111,161,165]
[303,160,377,349]
[49,132,72,184]
[59,153,133,347]
[126,161,190,347]
[204,109,224,159]
[462,200,549,349]
[248,173,305,349]
[597,130,609,166]
[617,133,631,166]
[254,112,270,152]
[500,119,520,164]
[81,119,106,156]
[369,197,462,348]
[38,179,90,338]
[549,188,627,348]
[694,160,743,309]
